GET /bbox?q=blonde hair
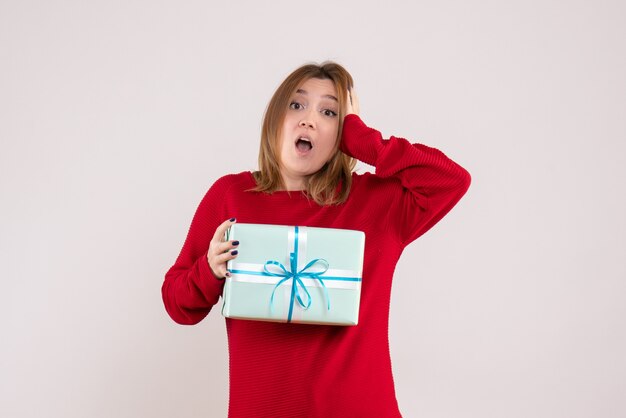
[251,61,356,206]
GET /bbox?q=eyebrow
[295,88,338,102]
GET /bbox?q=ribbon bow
[263,226,330,322]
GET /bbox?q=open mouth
[295,137,313,152]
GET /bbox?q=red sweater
[162,114,470,417]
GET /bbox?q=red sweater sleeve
[341,114,471,246]
[161,176,232,325]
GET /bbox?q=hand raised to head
[346,87,360,116]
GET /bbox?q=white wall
[1,1,625,417]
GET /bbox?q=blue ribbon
[263,226,330,323]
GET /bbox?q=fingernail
[229,217,236,222]
[232,240,239,246]
[231,250,238,256]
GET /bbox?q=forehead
[293,78,338,101]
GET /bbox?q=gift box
[221,223,365,325]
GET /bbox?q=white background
[1,1,625,417]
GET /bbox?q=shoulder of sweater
[206,171,253,195]
[214,171,251,185]
[350,170,399,192]
[351,170,381,183]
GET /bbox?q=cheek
[276,137,290,166]
[322,123,339,147]
[320,132,338,161]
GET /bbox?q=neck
[280,175,306,191]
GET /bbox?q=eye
[289,101,304,110]
[322,109,338,117]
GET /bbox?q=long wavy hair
[251,61,356,206]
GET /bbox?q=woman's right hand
[207,218,239,279]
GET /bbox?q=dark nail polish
[229,217,236,222]
[231,250,238,256]
[232,240,240,246]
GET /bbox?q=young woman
[162,61,471,417]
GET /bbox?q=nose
[299,109,316,129]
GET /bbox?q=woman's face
[278,77,340,191]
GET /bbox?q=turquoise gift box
[221,223,365,326]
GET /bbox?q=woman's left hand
[346,87,360,116]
